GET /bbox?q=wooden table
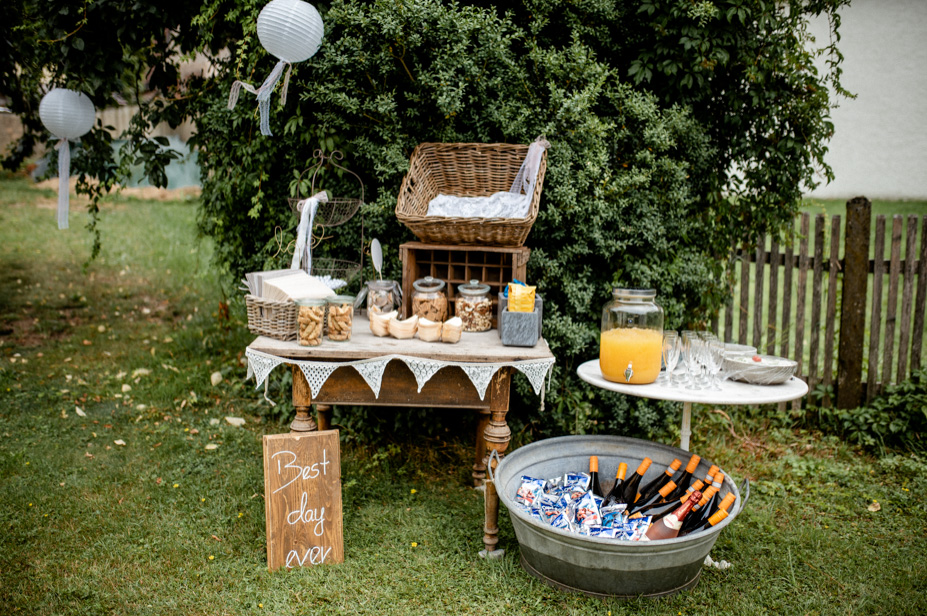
[248,317,555,557]
[577,359,808,450]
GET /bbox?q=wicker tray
[245,295,298,341]
[395,142,547,247]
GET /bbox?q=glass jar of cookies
[296,298,326,346]
[325,295,355,342]
[411,276,448,322]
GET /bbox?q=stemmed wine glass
[682,331,703,390]
[661,331,680,387]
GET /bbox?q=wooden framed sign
[263,430,343,571]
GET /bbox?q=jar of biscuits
[411,276,448,322]
[366,279,400,315]
[456,279,492,332]
[326,295,355,342]
[296,298,326,346]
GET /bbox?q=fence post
[837,196,872,408]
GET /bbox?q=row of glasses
[659,329,726,389]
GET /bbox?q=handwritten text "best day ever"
[271,448,332,568]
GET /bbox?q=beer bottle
[680,473,725,534]
[601,462,628,507]
[636,459,681,503]
[664,454,700,500]
[622,457,653,504]
[627,480,677,518]
[589,456,605,498]
[681,506,730,536]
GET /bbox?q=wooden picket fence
[712,197,927,409]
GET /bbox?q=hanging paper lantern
[228,0,324,136]
[39,88,96,230]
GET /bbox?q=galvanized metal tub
[493,434,747,598]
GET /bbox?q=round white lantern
[228,0,324,136]
[39,88,95,140]
[39,88,96,230]
[257,0,324,63]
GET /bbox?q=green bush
[3,0,850,440]
[820,369,927,452]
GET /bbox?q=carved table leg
[316,404,332,431]
[472,409,490,487]
[481,368,511,558]
[290,365,318,433]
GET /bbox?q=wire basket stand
[288,150,365,288]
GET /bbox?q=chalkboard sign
[263,430,344,571]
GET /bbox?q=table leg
[680,401,692,451]
[472,409,490,487]
[316,404,332,431]
[290,365,318,433]
[481,368,511,559]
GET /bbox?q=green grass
[2,176,926,615]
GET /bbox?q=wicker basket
[245,295,298,341]
[395,142,547,247]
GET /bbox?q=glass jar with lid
[365,279,400,315]
[600,288,664,384]
[456,279,492,332]
[326,295,355,341]
[411,276,448,322]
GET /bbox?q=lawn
[1,176,925,615]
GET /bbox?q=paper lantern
[39,88,96,230]
[228,0,324,136]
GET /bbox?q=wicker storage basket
[395,142,547,247]
[245,295,298,341]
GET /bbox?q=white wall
[805,0,927,201]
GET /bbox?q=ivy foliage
[2,0,850,438]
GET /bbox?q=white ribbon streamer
[55,138,70,230]
[290,197,319,272]
[509,136,550,197]
[228,60,292,136]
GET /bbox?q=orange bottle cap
[589,456,599,473]
[718,493,737,512]
[704,465,719,482]
[669,459,682,472]
[685,455,701,473]
[712,473,724,488]
[688,479,705,494]
[616,462,628,480]
[658,481,678,498]
[636,458,652,475]
[698,486,718,506]
[708,509,729,526]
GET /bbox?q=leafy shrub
[3,0,850,440]
[820,369,927,452]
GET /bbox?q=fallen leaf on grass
[211,371,224,386]
[132,368,151,378]
[82,340,92,346]
[189,428,199,435]
[122,384,132,393]
[225,417,245,427]
[114,439,126,446]
[205,444,219,451]
[85,452,94,459]
[211,535,222,542]
[75,406,86,417]
[156,477,162,484]
[868,501,881,512]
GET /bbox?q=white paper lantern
[39,88,96,230]
[257,0,324,64]
[228,0,324,136]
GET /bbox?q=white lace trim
[245,348,554,406]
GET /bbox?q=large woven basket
[245,295,298,341]
[395,142,547,247]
